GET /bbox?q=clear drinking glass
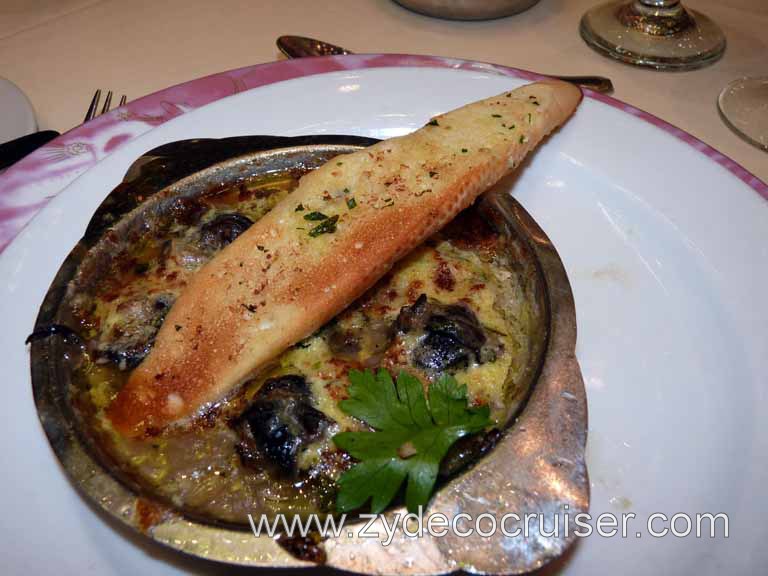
[718,77,768,152]
[580,0,726,71]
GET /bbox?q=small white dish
[0,77,37,144]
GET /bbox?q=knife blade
[0,130,60,171]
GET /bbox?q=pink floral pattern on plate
[1,54,766,253]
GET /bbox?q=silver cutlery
[276,35,614,94]
[84,89,128,122]
[0,130,59,171]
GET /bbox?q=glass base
[580,1,726,71]
[718,77,768,152]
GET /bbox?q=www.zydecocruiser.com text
[248,507,729,547]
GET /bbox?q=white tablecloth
[1,0,765,180]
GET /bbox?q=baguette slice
[108,80,582,437]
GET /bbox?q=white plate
[0,77,36,144]
[1,67,766,575]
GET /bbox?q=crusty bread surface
[107,80,582,436]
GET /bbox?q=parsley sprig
[332,369,491,514]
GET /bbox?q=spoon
[276,35,614,94]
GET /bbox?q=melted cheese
[68,170,542,524]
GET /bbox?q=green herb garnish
[461,148,468,153]
[527,112,533,124]
[295,203,305,212]
[308,214,339,237]
[491,114,502,118]
[427,118,440,126]
[346,197,357,209]
[304,211,328,221]
[333,369,491,513]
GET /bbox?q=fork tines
[84,89,128,123]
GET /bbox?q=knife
[0,130,60,171]
[277,35,614,94]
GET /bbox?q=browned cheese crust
[107,80,582,436]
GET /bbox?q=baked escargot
[59,160,545,524]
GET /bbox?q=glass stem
[621,0,692,35]
[638,0,680,7]
[633,0,684,16]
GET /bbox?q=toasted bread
[107,80,582,436]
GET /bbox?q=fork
[84,90,128,122]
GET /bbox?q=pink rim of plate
[1,53,766,254]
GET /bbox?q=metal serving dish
[30,135,588,574]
